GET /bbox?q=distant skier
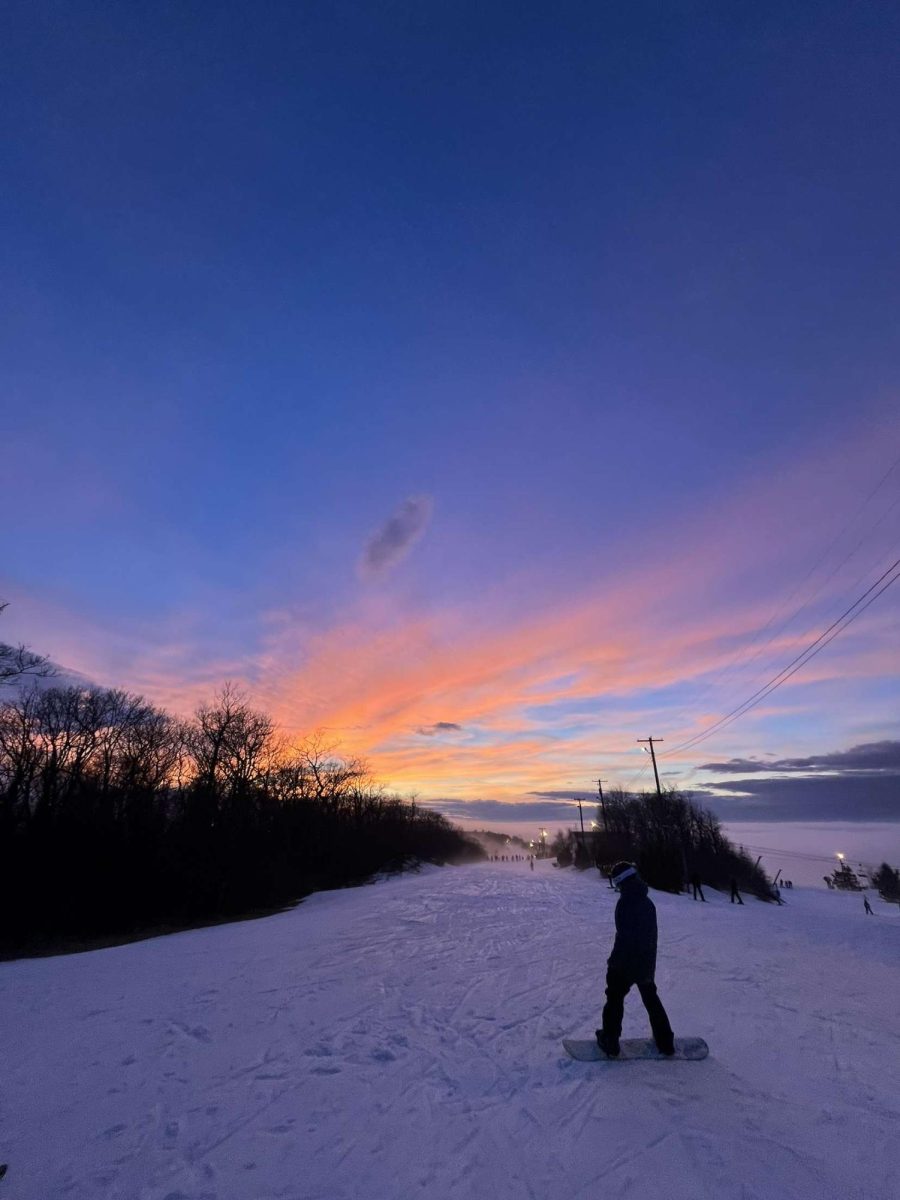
[864,896,873,915]
[595,862,675,1058]
[730,877,744,905]
[690,872,706,902]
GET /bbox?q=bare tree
[188,683,276,796]
[0,601,54,687]
[1,674,481,951]
[291,730,368,811]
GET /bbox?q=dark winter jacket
[607,875,658,982]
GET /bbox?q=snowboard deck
[563,1036,708,1062]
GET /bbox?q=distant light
[836,852,845,861]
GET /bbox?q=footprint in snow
[266,1119,296,1134]
[169,1022,212,1044]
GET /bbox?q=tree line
[0,676,481,956]
[556,787,772,897]
[871,863,900,903]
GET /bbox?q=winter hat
[611,861,638,886]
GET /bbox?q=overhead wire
[681,449,900,716]
[663,554,900,758]
[712,490,900,698]
[734,842,868,865]
[599,446,900,796]
[621,759,651,793]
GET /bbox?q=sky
[2,1,899,858]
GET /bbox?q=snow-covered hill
[2,863,898,1200]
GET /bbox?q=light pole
[595,778,608,827]
[638,737,663,796]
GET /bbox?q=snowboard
[563,1036,708,1062]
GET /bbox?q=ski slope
[2,862,899,1200]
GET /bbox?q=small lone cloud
[359,495,433,579]
[416,721,462,737]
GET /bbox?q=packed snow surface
[2,862,899,1200]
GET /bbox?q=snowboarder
[690,871,706,902]
[864,896,873,915]
[730,877,744,904]
[596,861,675,1058]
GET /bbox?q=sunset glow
[2,1,899,839]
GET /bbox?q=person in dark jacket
[596,862,675,1057]
[690,871,706,902]
[730,877,744,904]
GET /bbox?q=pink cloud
[5,412,898,806]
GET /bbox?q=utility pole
[576,798,585,838]
[637,737,663,797]
[595,779,608,828]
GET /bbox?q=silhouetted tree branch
[0,602,54,687]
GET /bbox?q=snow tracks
[1,862,898,1199]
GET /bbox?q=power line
[663,554,900,758]
[668,559,900,757]
[736,843,877,867]
[713,493,900,704]
[620,759,650,793]
[602,452,900,796]
[737,843,843,862]
[689,449,900,705]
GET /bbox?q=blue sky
[2,1,899,831]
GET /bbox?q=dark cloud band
[699,740,900,776]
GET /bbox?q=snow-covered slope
[2,863,898,1200]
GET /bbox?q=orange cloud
[6,410,897,810]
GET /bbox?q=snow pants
[601,968,673,1045]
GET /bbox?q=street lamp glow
[836,852,845,861]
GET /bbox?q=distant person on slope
[864,896,873,915]
[596,862,675,1058]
